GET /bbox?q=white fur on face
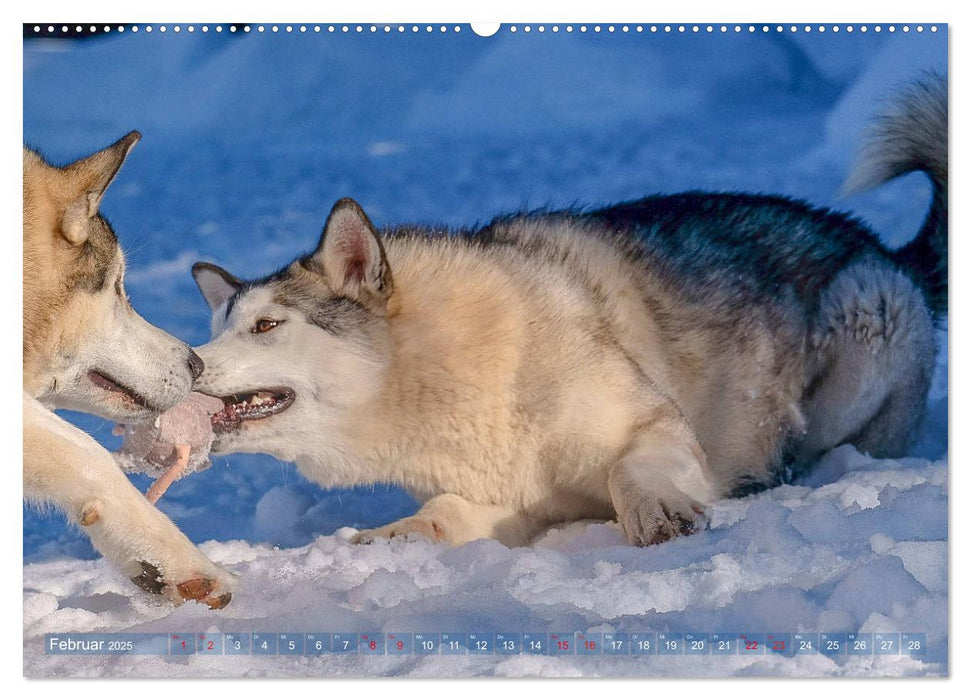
[43,261,197,420]
[194,286,386,461]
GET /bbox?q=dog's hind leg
[607,424,716,546]
[351,493,546,547]
[23,392,237,608]
[796,263,936,465]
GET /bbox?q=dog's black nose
[187,350,205,381]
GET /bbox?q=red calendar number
[207,641,214,650]
[772,641,785,651]
[557,640,570,651]
[745,640,758,650]
[584,641,596,651]
[369,640,377,650]
[397,641,404,650]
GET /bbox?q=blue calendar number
[794,634,817,655]
[414,633,439,655]
[523,633,548,655]
[658,633,684,655]
[252,633,276,655]
[603,633,629,655]
[710,633,737,655]
[332,633,358,653]
[469,633,494,655]
[902,633,926,656]
[224,633,250,655]
[496,633,522,655]
[820,633,847,656]
[305,634,330,654]
[848,633,873,655]
[684,633,708,655]
[441,633,468,655]
[630,633,656,655]
[279,634,303,655]
[874,633,899,655]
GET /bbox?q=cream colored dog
[23,134,236,607]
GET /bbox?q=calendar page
[22,19,947,678]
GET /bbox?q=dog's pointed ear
[311,198,393,306]
[60,131,141,245]
[192,262,243,311]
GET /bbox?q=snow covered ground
[22,25,947,677]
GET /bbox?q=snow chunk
[890,541,947,594]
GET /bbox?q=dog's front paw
[129,559,236,609]
[351,517,447,545]
[81,497,238,609]
[616,493,708,547]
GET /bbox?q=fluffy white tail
[844,72,948,316]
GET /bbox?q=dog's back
[420,197,830,497]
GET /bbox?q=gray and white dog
[192,76,946,548]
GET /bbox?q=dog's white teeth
[250,396,263,406]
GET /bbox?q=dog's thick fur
[193,76,946,548]
[23,134,235,606]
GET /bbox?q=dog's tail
[843,72,948,316]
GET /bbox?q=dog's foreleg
[351,493,544,547]
[608,425,715,546]
[23,393,237,608]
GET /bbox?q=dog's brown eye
[251,319,281,334]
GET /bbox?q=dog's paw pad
[177,578,214,601]
[130,562,234,609]
[131,561,165,595]
[619,497,708,547]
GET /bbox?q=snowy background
[23,25,947,677]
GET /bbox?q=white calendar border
[6,0,963,696]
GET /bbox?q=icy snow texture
[23,26,947,677]
[24,453,947,677]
